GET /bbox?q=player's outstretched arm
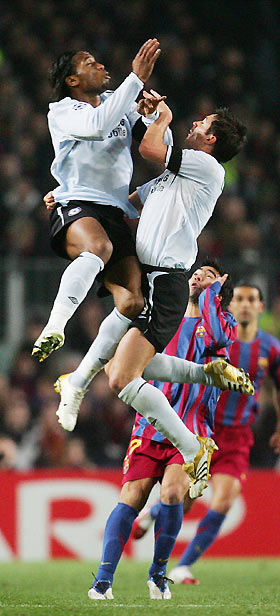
[139,94,173,164]
[199,278,237,349]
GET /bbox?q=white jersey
[136,147,225,269]
[48,72,145,218]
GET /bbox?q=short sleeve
[178,149,225,185]
[136,178,156,205]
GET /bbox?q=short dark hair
[208,107,247,163]
[49,51,78,101]
[234,280,264,302]
[201,257,233,310]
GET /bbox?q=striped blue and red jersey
[214,329,280,427]
[133,280,237,443]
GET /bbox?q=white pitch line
[92,604,227,608]
[0,605,52,609]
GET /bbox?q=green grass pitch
[1,558,280,616]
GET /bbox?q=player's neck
[72,91,101,107]
[185,302,201,317]
[237,320,258,342]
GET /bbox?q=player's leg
[88,477,154,600]
[179,473,240,565]
[107,269,203,464]
[144,354,254,395]
[55,256,144,431]
[70,256,143,389]
[170,473,241,585]
[107,327,200,464]
[147,464,188,599]
[32,215,111,361]
[173,424,251,582]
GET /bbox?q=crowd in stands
[0,0,279,469]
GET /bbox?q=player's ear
[65,74,79,88]
[258,301,265,315]
[206,133,216,145]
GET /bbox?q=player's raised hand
[217,273,228,287]
[132,39,161,83]
[137,89,166,117]
[141,88,173,123]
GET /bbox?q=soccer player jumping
[54,97,253,497]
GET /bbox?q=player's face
[70,51,110,93]
[186,114,217,149]
[229,287,264,326]
[188,265,219,298]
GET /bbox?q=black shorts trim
[49,200,137,297]
[130,265,189,352]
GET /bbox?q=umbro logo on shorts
[68,207,82,216]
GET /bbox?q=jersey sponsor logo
[68,207,82,216]
[150,172,170,194]
[108,119,127,139]
[196,325,206,337]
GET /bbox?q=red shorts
[211,424,254,484]
[121,436,184,485]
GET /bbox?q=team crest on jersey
[68,207,82,216]
[258,357,269,370]
[73,102,87,110]
[196,325,206,337]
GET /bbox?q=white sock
[45,252,104,332]
[70,308,131,389]
[119,377,200,463]
[143,354,211,385]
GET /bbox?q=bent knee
[67,239,113,263]
[108,370,128,395]
[212,496,234,514]
[161,485,183,505]
[115,292,144,320]
[85,239,113,264]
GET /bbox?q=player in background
[134,282,280,585]
[32,39,166,363]
[87,260,237,600]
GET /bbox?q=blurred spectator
[63,437,93,469]
[0,436,18,469]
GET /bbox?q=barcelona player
[88,260,237,600]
